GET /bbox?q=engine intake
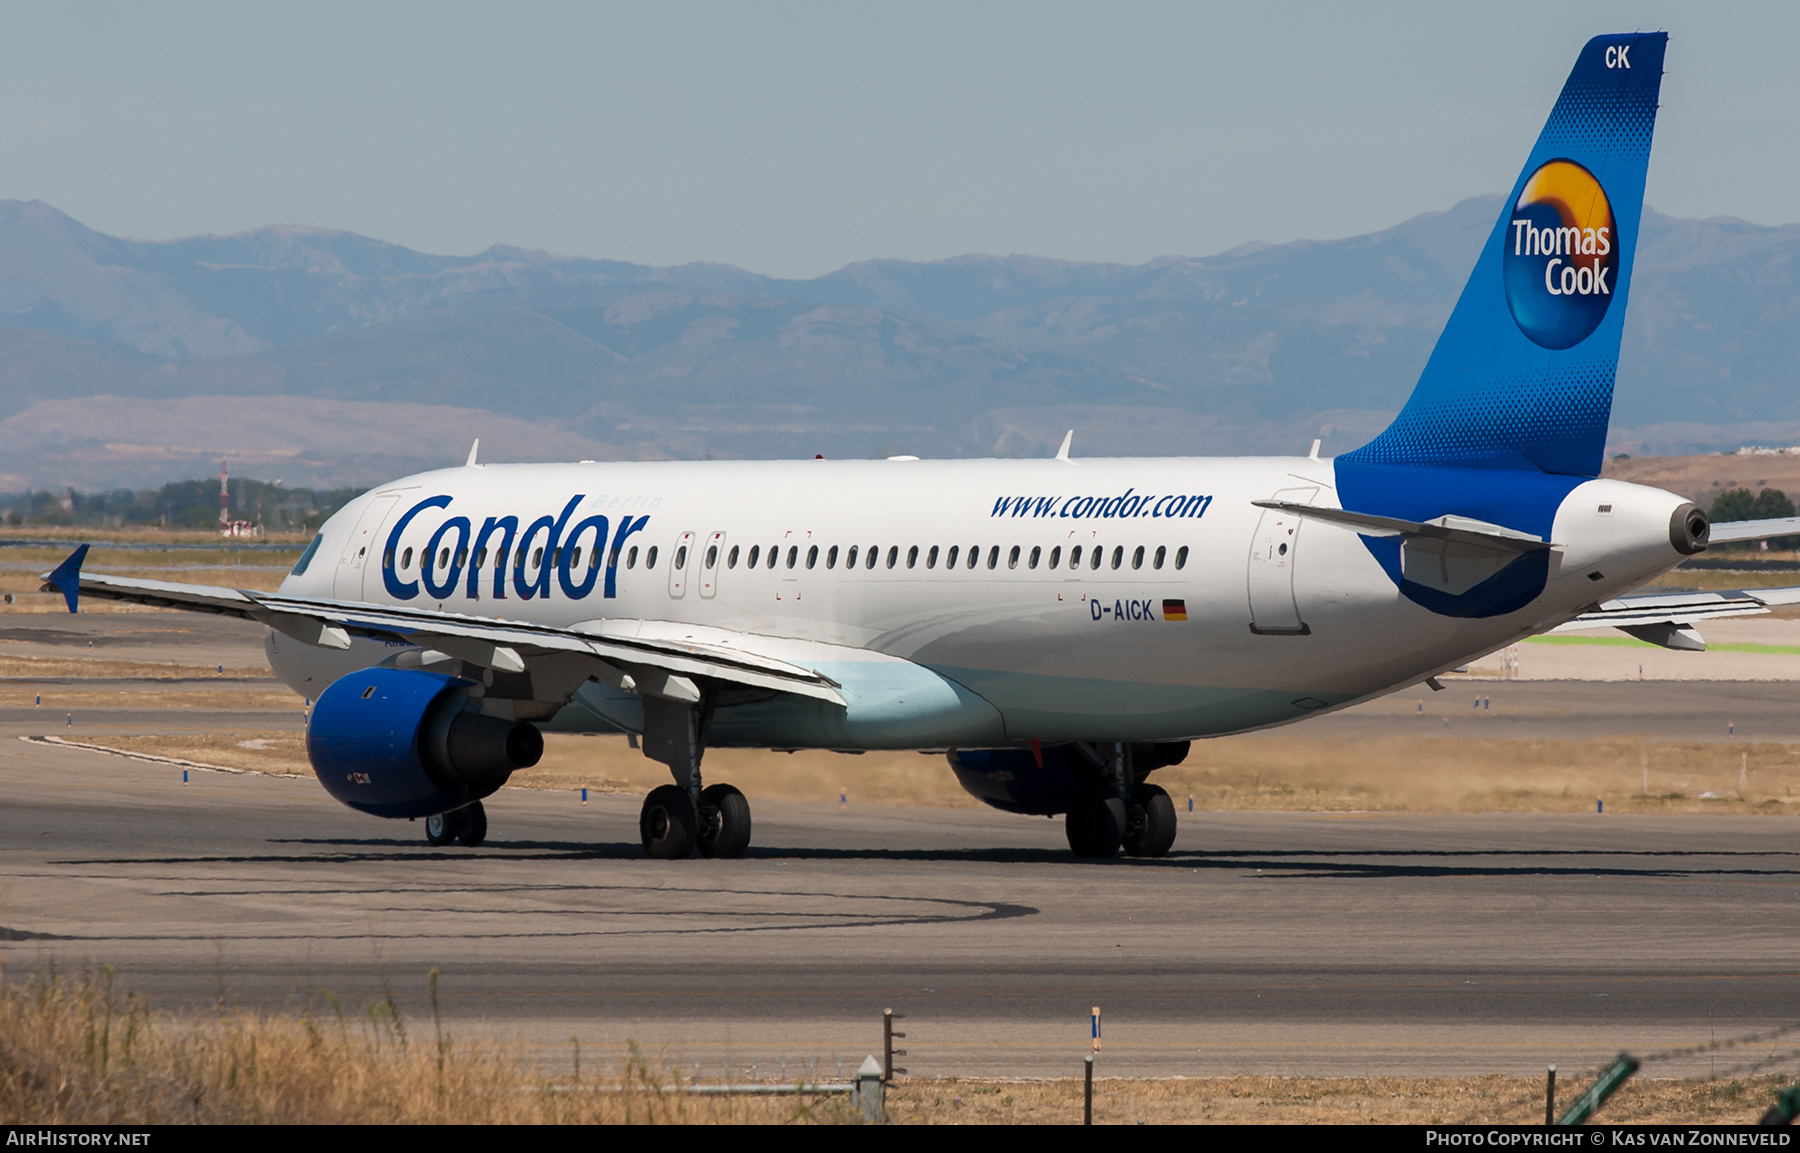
[306,667,543,818]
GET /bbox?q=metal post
[1545,1065,1556,1126]
[1555,1053,1638,1126]
[883,1008,907,1082]
[1084,1053,1094,1125]
[854,1055,885,1123]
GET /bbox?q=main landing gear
[636,696,752,859]
[1064,743,1180,859]
[425,800,487,847]
[640,781,752,859]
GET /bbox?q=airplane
[40,31,1800,860]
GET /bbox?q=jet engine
[305,667,544,818]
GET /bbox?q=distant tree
[1709,487,1800,551]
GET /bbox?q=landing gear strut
[1063,743,1178,859]
[424,800,487,848]
[636,696,752,859]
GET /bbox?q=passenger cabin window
[1153,545,1166,570]
[767,546,779,570]
[1110,546,1123,570]
[401,547,414,569]
[1007,545,1020,570]
[1175,545,1189,569]
[806,545,818,569]
[1132,546,1144,570]
[907,545,918,569]
[1068,545,1081,569]
[728,545,740,568]
[865,547,878,570]
[927,545,939,569]
[886,546,899,569]
[1049,545,1062,568]
[475,547,488,568]
[747,545,759,568]
[1090,547,1102,571]
[987,546,1000,570]
[846,545,859,568]
[786,545,798,569]
[827,545,839,569]
[945,545,959,568]
[627,546,640,569]
[966,546,979,570]
[646,545,659,569]
[705,544,718,569]
[1028,545,1040,569]
[672,545,687,570]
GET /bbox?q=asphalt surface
[1,610,1797,1081]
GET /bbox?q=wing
[1548,585,1800,651]
[41,547,845,708]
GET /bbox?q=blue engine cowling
[306,667,544,819]
[948,742,1192,815]
[948,747,1078,816]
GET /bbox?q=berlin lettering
[382,494,649,603]
[990,489,1213,520]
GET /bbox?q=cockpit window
[290,534,324,576]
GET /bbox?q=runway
[4,743,1798,1080]
[1,611,1798,1081]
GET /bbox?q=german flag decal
[1162,599,1188,621]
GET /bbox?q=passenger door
[667,531,695,599]
[1247,486,1315,635]
[699,532,726,599]
[332,494,400,601]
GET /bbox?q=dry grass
[61,730,1800,815]
[0,654,274,680]
[887,1073,1794,1125]
[1161,736,1800,816]
[0,965,1789,1125]
[510,735,984,806]
[63,734,312,776]
[0,964,845,1124]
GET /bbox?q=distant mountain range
[0,196,1795,489]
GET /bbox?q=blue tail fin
[1340,33,1666,477]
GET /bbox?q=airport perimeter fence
[581,1004,1800,1126]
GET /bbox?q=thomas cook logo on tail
[1502,159,1618,350]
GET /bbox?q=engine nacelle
[948,747,1078,816]
[949,741,1192,816]
[306,667,544,819]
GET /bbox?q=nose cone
[1669,503,1709,555]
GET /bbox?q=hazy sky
[2,2,1795,278]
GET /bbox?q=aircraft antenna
[466,439,480,467]
[1055,430,1074,462]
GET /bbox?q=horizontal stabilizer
[1251,501,1551,552]
[1550,586,1800,650]
[1705,517,1800,545]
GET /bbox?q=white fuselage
[266,456,1692,748]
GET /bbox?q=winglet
[1055,430,1073,461]
[42,544,89,614]
[466,438,480,467]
